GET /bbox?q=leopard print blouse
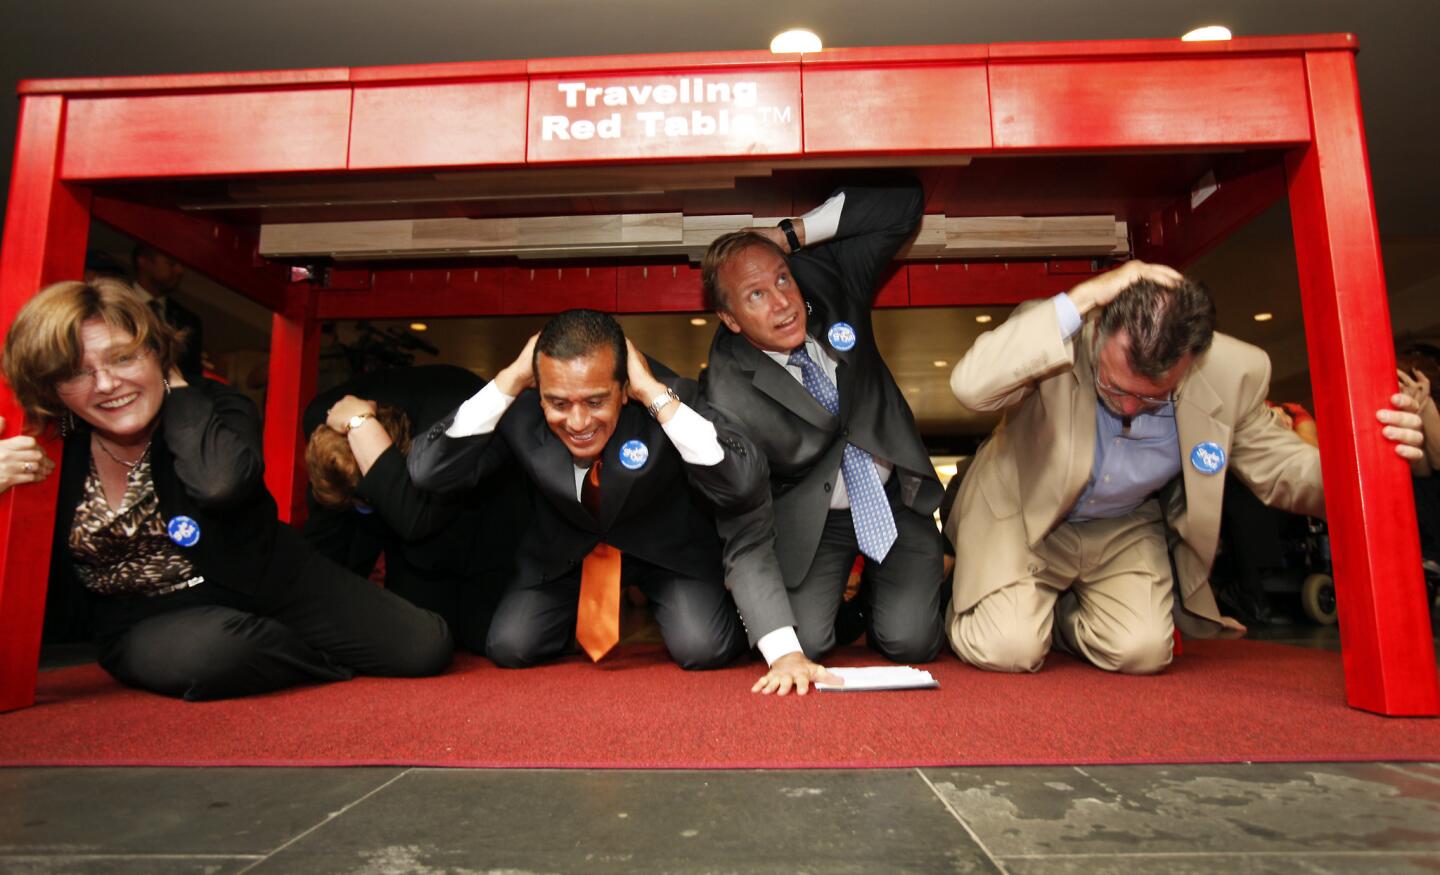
[68,452,198,597]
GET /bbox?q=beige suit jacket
[945,299,1324,636]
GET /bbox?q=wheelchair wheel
[1301,573,1338,625]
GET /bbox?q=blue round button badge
[1189,442,1227,475]
[619,439,650,470]
[166,515,201,548]
[827,322,857,352]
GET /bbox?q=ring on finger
[23,462,33,473]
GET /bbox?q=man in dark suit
[133,243,205,379]
[700,180,947,693]
[408,310,756,670]
[301,364,529,653]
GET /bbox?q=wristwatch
[646,388,680,419]
[345,413,375,434]
[778,217,801,253]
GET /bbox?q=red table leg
[1286,50,1440,716]
[0,95,91,712]
[263,284,320,527]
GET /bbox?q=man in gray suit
[701,180,946,695]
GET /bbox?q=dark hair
[533,309,627,386]
[1096,276,1216,379]
[1397,340,1440,404]
[701,230,789,312]
[130,242,161,271]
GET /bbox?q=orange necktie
[576,460,621,661]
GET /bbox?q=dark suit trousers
[485,553,747,670]
[791,488,946,663]
[92,551,454,701]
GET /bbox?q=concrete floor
[6,626,1440,874]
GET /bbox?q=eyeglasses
[1094,369,1175,411]
[56,349,152,395]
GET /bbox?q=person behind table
[131,243,204,379]
[1,279,452,700]
[945,261,1427,674]
[302,365,530,652]
[699,179,947,696]
[407,309,765,672]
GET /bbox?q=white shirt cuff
[659,402,724,466]
[1054,292,1083,341]
[797,192,845,246]
[757,626,803,665]
[445,381,514,437]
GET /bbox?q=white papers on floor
[815,665,939,692]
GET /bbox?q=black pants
[384,564,503,656]
[485,553,747,670]
[790,496,947,663]
[93,551,453,701]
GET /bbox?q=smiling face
[536,347,626,466]
[715,244,808,353]
[1093,329,1192,418]
[58,318,167,445]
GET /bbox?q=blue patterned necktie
[788,347,897,563]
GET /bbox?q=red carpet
[1,640,1436,768]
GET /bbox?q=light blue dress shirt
[1053,293,1182,523]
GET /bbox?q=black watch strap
[778,218,801,253]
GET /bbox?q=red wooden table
[2,35,1434,716]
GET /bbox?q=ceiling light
[1253,312,1274,322]
[975,314,993,324]
[937,463,958,477]
[933,360,949,368]
[770,29,822,54]
[1182,25,1232,42]
[689,317,708,326]
[409,322,428,332]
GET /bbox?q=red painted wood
[527,68,801,163]
[0,96,91,712]
[62,89,353,180]
[316,267,503,319]
[907,261,1095,307]
[988,34,1357,60]
[19,67,351,95]
[350,80,528,170]
[527,50,789,76]
[91,197,289,312]
[616,264,704,313]
[804,45,989,65]
[1133,157,1289,268]
[350,59,528,84]
[502,266,617,314]
[803,63,991,154]
[263,285,320,526]
[991,56,1311,149]
[872,265,909,308]
[1286,51,1438,716]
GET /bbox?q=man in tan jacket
[946,261,1426,674]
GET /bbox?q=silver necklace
[94,435,150,469]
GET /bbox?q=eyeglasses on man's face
[1093,369,1175,412]
[57,349,152,396]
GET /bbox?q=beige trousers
[951,501,1175,674]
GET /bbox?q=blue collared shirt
[1053,293,1182,522]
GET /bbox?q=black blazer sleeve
[354,445,463,542]
[805,181,924,308]
[407,407,515,496]
[160,382,264,508]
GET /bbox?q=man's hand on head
[624,338,667,404]
[495,333,540,397]
[751,651,841,696]
[1067,260,1184,317]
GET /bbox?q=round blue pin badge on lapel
[827,322,857,352]
[166,515,201,547]
[1189,442,1226,475]
[619,439,649,470]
